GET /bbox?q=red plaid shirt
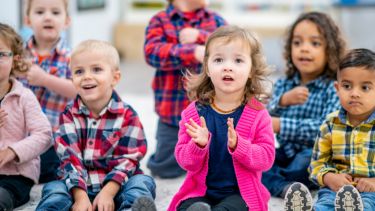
[144,4,227,126]
[55,91,147,193]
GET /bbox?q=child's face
[71,51,121,107]
[335,67,375,122]
[206,39,252,96]
[0,38,14,81]
[291,20,327,78]
[24,0,70,44]
[176,0,209,10]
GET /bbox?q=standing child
[284,49,375,211]
[262,12,346,198]
[144,0,227,178]
[18,0,76,183]
[0,23,52,210]
[35,40,156,211]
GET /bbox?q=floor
[15,61,317,211]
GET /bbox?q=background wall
[0,0,21,30]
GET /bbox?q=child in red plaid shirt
[145,0,227,178]
[35,40,156,211]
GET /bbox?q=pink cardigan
[0,78,52,184]
[168,99,275,211]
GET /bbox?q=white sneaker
[284,182,313,211]
[335,185,363,211]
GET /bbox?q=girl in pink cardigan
[0,23,52,211]
[166,25,276,211]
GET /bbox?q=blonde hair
[186,25,274,108]
[0,23,30,77]
[71,40,120,72]
[26,0,69,17]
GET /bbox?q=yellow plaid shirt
[309,108,375,187]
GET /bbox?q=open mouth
[222,76,234,81]
[44,26,53,29]
[83,85,97,90]
[299,58,312,62]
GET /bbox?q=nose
[83,71,93,80]
[223,62,233,72]
[350,88,360,98]
[300,42,310,53]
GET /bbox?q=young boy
[35,40,156,211]
[284,49,375,211]
[144,0,227,178]
[19,0,77,183]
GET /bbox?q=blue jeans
[314,187,375,211]
[35,174,156,211]
[262,148,318,196]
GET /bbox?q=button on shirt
[309,108,375,186]
[267,72,341,158]
[55,91,147,193]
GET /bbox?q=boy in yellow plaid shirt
[283,49,375,211]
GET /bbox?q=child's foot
[131,195,156,211]
[335,185,363,211]
[186,202,211,211]
[284,182,313,211]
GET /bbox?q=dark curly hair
[339,49,375,73]
[0,23,30,77]
[284,12,346,80]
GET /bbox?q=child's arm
[267,77,289,117]
[228,110,275,172]
[71,187,92,211]
[92,181,120,211]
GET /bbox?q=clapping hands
[185,117,209,148]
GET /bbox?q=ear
[24,15,32,28]
[12,55,20,69]
[111,71,121,87]
[334,81,339,92]
[63,16,71,30]
[70,75,74,83]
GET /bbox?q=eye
[0,53,5,57]
[93,67,101,72]
[292,41,301,46]
[75,70,83,74]
[53,11,60,15]
[214,58,222,62]
[313,42,321,46]
[235,59,243,63]
[362,86,370,91]
[36,11,43,15]
[344,84,351,89]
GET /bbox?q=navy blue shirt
[196,102,244,199]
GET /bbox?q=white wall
[0,0,20,30]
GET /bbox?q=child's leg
[312,187,336,211]
[39,145,60,183]
[211,193,247,211]
[147,119,186,178]
[360,192,375,211]
[177,197,213,211]
[114,174,156,210]
[35,180,73,211]
[0,175,34,210]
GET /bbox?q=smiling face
[24,0,70,44]
[335,67,375,125]
[291,20,327,82]
[71,50,121,111]
[206,38,252,97]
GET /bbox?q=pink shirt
[0,78,52,184]
[168,99,275,211]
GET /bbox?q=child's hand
[227,118,237,150]
[71,196,92,211]
[27,64,48,86]
[179,28,199,44]
[0,109,8,128]
[354,177,375,193]
[271,117,280,133]
[279,86,309,106]
[194,45,205,63]
[93,189,115,211]
[0,148,17,170]
[323,172,352,193]
[185,117,209,148]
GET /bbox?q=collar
[338,106,375,126]
[287,71,331,89]
[5,78,24,98]
[25,35,69,57]
[166,4,208,20]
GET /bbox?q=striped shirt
[55,91,147,193]
[309,108,375,186]
[144,4,227,126]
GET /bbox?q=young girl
[262,11,347,199]
[0,23,52,210]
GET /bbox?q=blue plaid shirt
[268,72,341,158]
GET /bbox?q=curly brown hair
[284,12,346,80]
[185,25,274,109]
[0,23,30,77]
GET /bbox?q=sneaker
[335,185,363,211]
[186,202,211,211]
[131,195,157,211]
[284,182,313,211]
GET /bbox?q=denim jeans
[35,174,156,211]
[314,187,375,211]
[262,148,318,196]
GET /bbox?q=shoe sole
[186,202,211,211]
[335,185,363,211]
[284,182,313,211]
[131,196,157,211]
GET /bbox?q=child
[0,23,52,210]
[144,0,227,178]
[284,48,375,211]
[35,40,156,211]
[18,0,77,183]
[262,11,346,198]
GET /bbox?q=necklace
[211,101,243,114]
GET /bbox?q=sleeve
[196,14,227,44]
[102,107,147,186]
[228,109,275,172]
[65,56,71,79]
[9,90,52,164]
[278,83,341,146]
[175,113,212,172]
[144,16,198,71]
[309,118,338,186]
[267,77,289,117]
[55,109,88,192]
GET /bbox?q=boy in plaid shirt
[36,40,156,211]
[144,0,227,178]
